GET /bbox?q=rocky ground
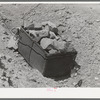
[0,3,100,87]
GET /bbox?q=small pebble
[3,32,9,35]
[1,77,8,81]
[6,55,12,63]
[94,77,99,80]
[8,58,12,63]
[74,73,78,76]
[49,49,57,54]
[75,79,83,87]
[0,54,6,60]
[15,54,19,57]
[71,72,78,77]
[96,20,100,22]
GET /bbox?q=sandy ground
[0,3,100,87]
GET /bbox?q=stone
[44,25,50,31]
[29,30,37,38]
[34,23,42,30]
[41,21,58,34]
[52,39,66,50]
[35,30,49,38]
[42,21,55,27]
[2,36,10,41]
[7,77,13,86]
[75,80,82,87]
[51,27,58,35]
[0,54,6,60]
[25,24,34,30]
[71,72,77,77]
[94,77,99,80]
[3,32,9,35]
[12,27,20,36]
[8,58,12,63]
[1,77,8,81]
[49,31,58,39]
[62,35,72,42]
[6,55,12,63]
[96,20,100,22]
[7,36,18,50]
[49,49,57,54]
[40,38,53,49]
[74,63,81,71]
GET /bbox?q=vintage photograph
[0,3,99,88]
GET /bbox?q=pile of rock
[7,21,76,55]
[24,21,77,55]
[7,27,20,50]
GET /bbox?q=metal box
[18,27,77,77]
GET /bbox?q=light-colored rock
[52,39,66,50]
[7,36,18,50]
[71,72,77,77]
[49,49,57,54]
[36,30,49,38]
[2,36,10,41]
[94,77,99,80]
[34,23,42,30]
[62,35,72,42]
[40,38,53,49]
[96,20,100,22]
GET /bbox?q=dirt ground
[0,3,100,87]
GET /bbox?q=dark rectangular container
[18,27,77,77]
